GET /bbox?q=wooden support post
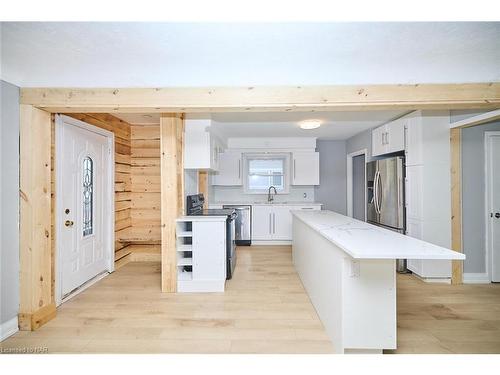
[19,104,56,330]
[451,127,463,285]
[160,114,184,292]
[198,171,209,209]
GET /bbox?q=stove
[186,194,237,279]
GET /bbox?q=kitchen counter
[210,202,323,206]
[291,210,464,260]
[291,210,464,354]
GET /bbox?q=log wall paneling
[65,114,132,264]
[160,114,184,292]
[451,128,463,284]
[127,125,161,260]
[19,104,56,330]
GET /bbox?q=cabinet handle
[238,159,241,179]
[269,213,272,234]
[273,213,276,234]
[293,159,296,180]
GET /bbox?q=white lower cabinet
[273,206,293,240]
[176,218,226,292]
[252,205,274,240]
[252,204,321,241]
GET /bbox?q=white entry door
[56,115,114,300]
[486,132,500,282]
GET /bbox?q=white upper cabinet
[404,113,423,166]
[213,151,242,186]
[371,116,407,157]
[292,152,320,185]
[371,125,387,157]
[184,118,224,171]
[386,117,406,154]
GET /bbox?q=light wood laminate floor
[2,246,500,354]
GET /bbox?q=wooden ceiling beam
[20,83,500,113]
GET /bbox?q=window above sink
[243,153,290,194]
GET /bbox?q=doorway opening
[55,115,115,305]
[485,131,500,282]
[346,149,367,221]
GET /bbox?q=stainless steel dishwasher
[222,205,252,246]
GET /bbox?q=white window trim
[242,153,291,194]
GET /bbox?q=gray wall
[462,120,500,274]
[1,80,20,327]
[346,128,374,162]
[314,140,347,214]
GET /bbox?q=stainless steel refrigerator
[366,156,407,272]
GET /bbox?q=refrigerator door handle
[397,176,402,208]
[374,170,380,214]
[376,170,383,214]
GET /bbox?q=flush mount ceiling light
[299,120,322,130]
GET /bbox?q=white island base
[291,210,465,354]
[293,218,395,353]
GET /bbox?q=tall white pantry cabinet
[404,110,452,280]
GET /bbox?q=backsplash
[211,186,315,203]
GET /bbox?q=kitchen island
[291,210,465,354]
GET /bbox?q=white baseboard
[0,316,19,342]
[411,273,451,284]
[463,272,490,284]
[251,240,292,246]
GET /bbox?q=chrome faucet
[267,186,277,203]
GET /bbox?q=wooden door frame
[18,84,500,329]
[54,114,115,306]
[346,149,368,220]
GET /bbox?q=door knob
[495,213,500,219]
[65,220,74,227]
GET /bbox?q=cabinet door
[251,205,273,240]
[210,136,222,172]
[386,118,406,153]
[272,206,293,240]
[405,115,423,166]
[213,152,242,186]
[405,166,423,220]
[371,125,387,157]
[192,221,225,280]
[406,218,423,275]
[292,152,320,185]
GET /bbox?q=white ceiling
[114,110,408,140]
[1,22,499,87]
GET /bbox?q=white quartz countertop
[210,202,323,206]
[292,210,465,260]
[176,215,228,221]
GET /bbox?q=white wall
[1,80,20,330]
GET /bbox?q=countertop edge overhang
[291,210,465,261]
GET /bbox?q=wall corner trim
[0,316,19,342]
